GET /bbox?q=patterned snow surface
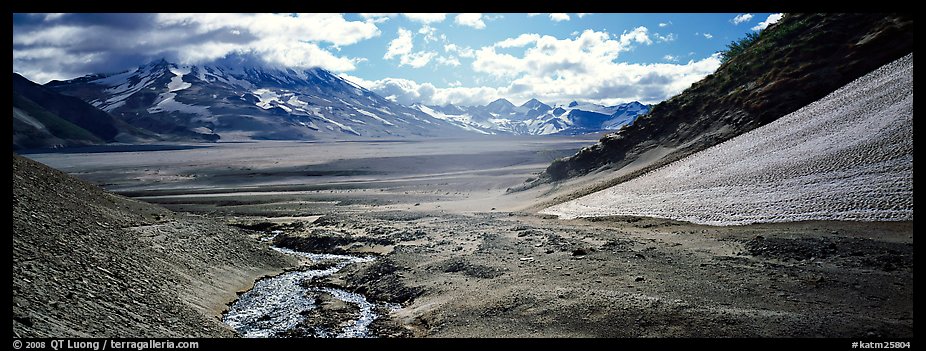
[542,54,913,226]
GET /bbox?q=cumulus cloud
[384,28,414,59]
[444,43,475,58]
[341,74,505,107]
[348,29,720,107]
[731,13,753,25]
[654,32,676,43]
[346,52,720,107]
[752,13,784,31]
[357,13,396,24]
[384,28,436,68]
[620,26,653,46]
[404,13,447,23]
[549,13,570,22]
[418,24,439,42]
[658,21,671,27]
[435,56,461,67]
[12,13,380,83]
[472,29,652,78]
[577,13,590,18]
[455,13,486,29]
[702,33,713,39]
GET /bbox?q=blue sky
[13,13,783,106]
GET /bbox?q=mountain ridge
[413,99,650,136]
[12,73,164,149]
[45,58,472,141]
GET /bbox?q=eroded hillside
[534,14,913,197]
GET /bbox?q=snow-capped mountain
[413,98,650,136]
[45,59,471,140]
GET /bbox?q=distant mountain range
[414,98,649,136]
[41,59,468,142]
[13,58,651,149]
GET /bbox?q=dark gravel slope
[12,154,294,337]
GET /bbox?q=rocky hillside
[12,154,294,337]
[534,13,913,189]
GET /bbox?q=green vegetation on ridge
[13,93,104,149]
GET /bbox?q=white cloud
[577,13,590,18]
[527,13,542,17]
[444,43,475,58]
[384,28,436,68]
[403,13,447,23]
[473,29,652,78]
[340,74,505,107]
[752,13,784,31]
[448,80,462,87]
[549,13,570,22]
[43,13,65,21]
[418,25,439,42]
[455,13,486,29]
[731,13,754,25]
[347,50,720,107]
[619,26,653,46]
[252,38,360,71]
[384,28,414,60]
[361,28,717,106]
[655,32,676,43]
[484,14,504,22]
[158,13,380,47]
[13,13,382,82]
[359,13,397,23]
[658,21,672,27]
[436,56,461,66]
[496,33,542,48]
[702,33,713,39]
[360,13,397,18]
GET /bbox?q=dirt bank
[12,154,296,337]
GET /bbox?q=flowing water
[222,246,379,338]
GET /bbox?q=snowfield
[542,54,913,226]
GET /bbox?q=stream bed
[222,246,380,338]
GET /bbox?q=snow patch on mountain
[147,92,211,116]
[253,89,282,109]
[355,109,395,126]
[92,66,161,112]
[413,104,491,135]
[308,107,360,136]
[167,66,192,92]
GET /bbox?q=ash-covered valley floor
[24,134,913,337]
